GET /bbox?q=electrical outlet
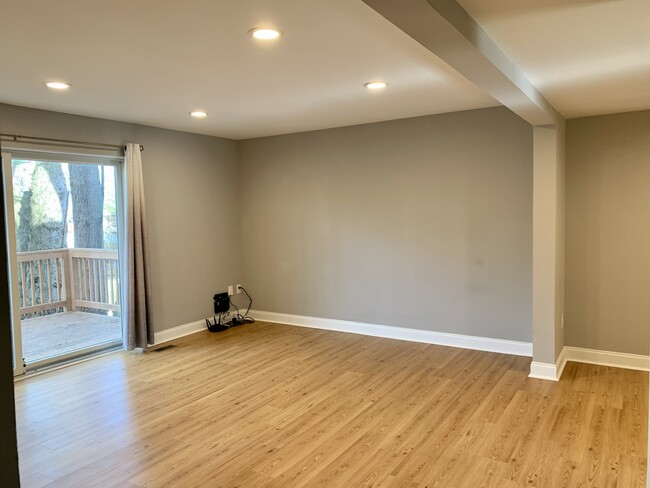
[236,284,242,294]
[227,285,234,296]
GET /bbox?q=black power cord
[239,286,254,322]
[227,286,255,326]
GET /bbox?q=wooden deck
[14,322,648,487]
[21,311,122,363]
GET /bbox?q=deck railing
[16,248,120,317]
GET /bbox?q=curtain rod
[0,133,144,152]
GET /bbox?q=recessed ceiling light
[190,111,208,118]
[249,27,282,40]
[45,81,71,90]
[364,82,388,90]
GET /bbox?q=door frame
[1,152,25,376]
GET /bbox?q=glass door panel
[6,155,123,371]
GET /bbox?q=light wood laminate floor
[15,321,648,487]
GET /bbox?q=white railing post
[63,249,76,312]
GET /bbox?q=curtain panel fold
[123,143,153,349]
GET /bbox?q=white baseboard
[563,346,649,372]
[530,345,649,381]
[529,347,567,381]
[152,314,649,381]
[556,346,568,378]
[154,319,206,344]
[529,362,559,381]
[248,310,533,357]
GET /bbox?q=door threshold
[14,345,123,381]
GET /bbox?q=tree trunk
[43,164,69,248]
[69,164,104,249]
[16,189,32,253]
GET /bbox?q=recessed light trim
[45,81,71,90]
[249,27,282,40]
[190,111,208,118]
[364,81,388,90]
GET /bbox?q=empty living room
[0,0,648,487]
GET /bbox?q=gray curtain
[123,143,153,349]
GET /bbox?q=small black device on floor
[206,287,255,332]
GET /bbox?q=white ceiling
[457,0,650,118]
[2,0,648,137]
[0,0,497,140]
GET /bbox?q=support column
[530,124,566,380]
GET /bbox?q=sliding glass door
[2,151,123,373]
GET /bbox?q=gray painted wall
[566,110,650,355]
[239,107,533,342]
[0,103,241,333]
[9,102,646,356]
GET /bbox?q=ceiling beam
[362,0,562,126]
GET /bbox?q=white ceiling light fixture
[249,27,282,40]
[190,111,208,118]
[45,81,71,90]
[364,81,388,90]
